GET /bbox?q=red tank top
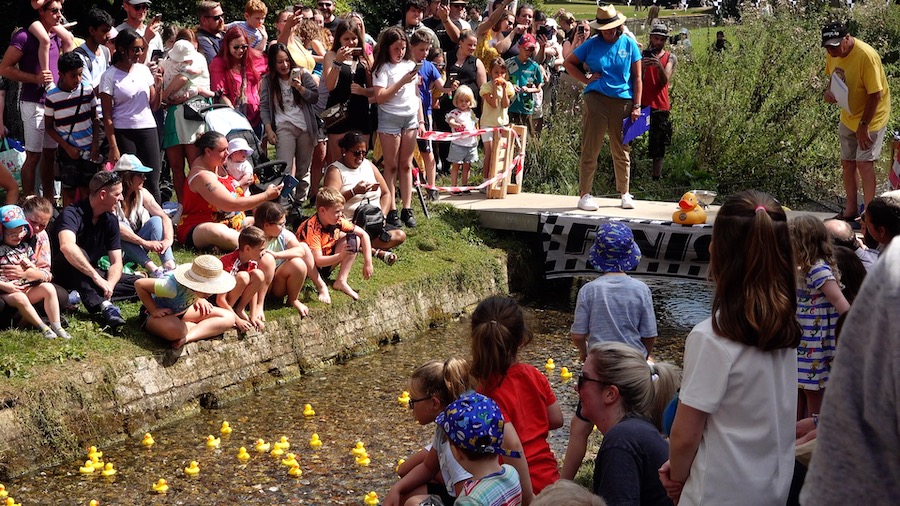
[643,51,671,112]
[175,170,241,244]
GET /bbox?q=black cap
[821,22,847,48]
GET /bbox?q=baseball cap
[125,0,152,5]
[113,154,153,173]
[518,33,537,51]
[0,205,28,229]
[821,22,847,47]
[588,222,642,273]
[435,392,522,458]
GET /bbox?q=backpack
[352,200,385,239]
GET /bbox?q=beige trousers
[578,91,633,196]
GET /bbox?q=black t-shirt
[324,17,340,35]
[593,416,673,506]
[52,199,121,267]
[423,16,463,54]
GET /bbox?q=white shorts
[21,101,58,153]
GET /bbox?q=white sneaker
[621,193,635,209]
[578,194,599,211]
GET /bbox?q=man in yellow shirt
[822,22,891,221]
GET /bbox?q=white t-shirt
[98,64,157,129]
[432,426,472,497]
[333,160,380,216]
[678,317,796,505]
[274,78,307,131]
[372,60,419,117]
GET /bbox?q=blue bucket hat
[589,222,641,272]
[435,392,521,458]
[0,205,28,229]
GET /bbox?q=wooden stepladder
[486,125,527,199]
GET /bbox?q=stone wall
[0,258,507,479]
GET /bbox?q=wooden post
[506,125,527,194]
[486,126,527,199]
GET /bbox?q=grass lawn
[544,1,713,20]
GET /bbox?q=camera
[537,25,556,39]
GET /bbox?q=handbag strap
[65,84,85,144]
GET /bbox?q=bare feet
[250,311,266,330]
[235,317,255,332]
[172,337,186,349]
[291,299,310,317]
[332,279,359,301]
[317,283,332,304]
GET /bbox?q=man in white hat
[641,23,676,180]
[821,21,891,222]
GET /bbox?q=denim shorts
[448,143,479,164]
[377,109,418,135]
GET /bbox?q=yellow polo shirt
[826,38,891,132]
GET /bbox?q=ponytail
[469,296,532,390]
[410,358,473,407]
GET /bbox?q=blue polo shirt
[573,35,641,99]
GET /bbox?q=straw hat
[590,4,626,31]
[173,255,236,294]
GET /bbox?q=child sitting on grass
[217,226,267,332]
[296,187,372,301]
[0,205,71,339]
[436,391,524,506]
[136,255,236,349]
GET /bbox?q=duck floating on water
[220,421,232,435]
[141,433,155,448]
[274,436,290,451]
[397,391,410,408]
[152,478,169,494]
[288,465,302,477]
[351,442,367,457]
[545,359,555,371]
[101,463,117,476]
[206,435,221,449]
[560,367,573,381]
[672,191,707,225]
[255,439,271,452]
[79,460,95,474]
[184,461,200,476]
[364,491,380,505]
[356,452,371,467]
[237,447,251,463]
[309,433,323,449]
[87,446,102,460]
[303,404,316,417]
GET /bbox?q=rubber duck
[351,442,367,457]
[90,500,100,506]
[152,478,169,494]
[672,191,707,225]
[220,421,232,435]
[270,446,285,457]
[79,460,95,474]
[560,367,573,381]
[355,451,371,467]
[184,461,200,476]
[141,433,155,448]
[90,456,105,471]
[237,447,251,463]
[396,459,405,473]
[87,446,102,460]
[364,491,380,505]
[288,465,302,477]
[0,484,7,498]
[281,453,299,468]
[309,433,323,450]
[101,463,117,476]
[5,498,20,506]
[397,391,410,408]
[206,435,221,449]
[302,404,315,417]
[255,439,270,452]
[274,436,290,451]
[545,358,555,371]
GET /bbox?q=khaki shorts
[840,123,886,162]
[21,101,58,153]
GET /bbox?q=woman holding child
[176,131,282,251]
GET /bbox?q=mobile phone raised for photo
[281,174,299,198]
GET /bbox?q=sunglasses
[577,373,606,390]
[232,44,249,51]
[132,3,151,10]
[204,14,225,20]
[98,172,121,190]
[350,150,367,157]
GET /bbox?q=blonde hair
[586,342,681,431]
[532,480,606,506]
[244,0,267,15]
[316,186,345,208]
[790,214,840,285]
[453,84,476,109]
[410,358,473,407]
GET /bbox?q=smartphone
[290,67,302,80]
[577,25,586,36]
[150,14,163,25]
[281,175,299,198]
[441,0,450,6]
[294,4,304,12]
[151,49,165,62]
[349,47,363,54]
[413,62,423,72]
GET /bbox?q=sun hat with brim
[0,205,28,229]
[168,40,196,63]
[650,23,669,36]
[173,255,236,294]
[113,154,153,173]
[227,138,254,157]
[589,4,626,31]
[821,22,847,47]
[435,392,522,458]
[589,222,642,273]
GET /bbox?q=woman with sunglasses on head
[99,28,164,202]
[578,342,680,505]
[323,131,406,264]
[209,26,268,136]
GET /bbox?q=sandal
[374,249,398,266]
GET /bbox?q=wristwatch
[859,119,869,127]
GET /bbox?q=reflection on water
[7,277,712,505]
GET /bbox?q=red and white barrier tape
[416,126,524,193]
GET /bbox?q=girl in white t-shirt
[659,190,803,505]
[371,27,425,229]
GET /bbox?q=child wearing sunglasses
[21,0,76,92]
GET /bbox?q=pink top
[209,50,268,127]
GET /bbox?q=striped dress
[796,260,839,390]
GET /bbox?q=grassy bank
[0,204,501,383]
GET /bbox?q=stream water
[5,277,713,505]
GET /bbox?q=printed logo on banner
[540,213,711,280]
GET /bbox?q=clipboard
[622,106,652,144]
[830,74,850,113]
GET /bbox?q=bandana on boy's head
[435,392,521,458]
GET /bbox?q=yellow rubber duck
[309,433,323,450]
[560,367,573,381]
[270,447,285,457]
[152,478,169,494]
[90,456,105,471]
[237,447,251,463]
[141,433,155,448]
[281,453,299,468]
[364,491,380,505]
[288,465,302,477]
[101,463,117,476]
[396,459,405,473]
[184,461,200,476]
[220,421,232,435]
[397,391,410,408]
[274,436,290,451]
[0,484,7,498]
[255,439,271,452]
[672,191,707,225]
[206,435,221,449]
[351,442,367,458]
[302,404,316,417]
[90,500,100,506]
[545,358,555,371]
[79,460,95,474]
[5,498,20,506]
[87,446,102,460]
[355,451,371,467]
